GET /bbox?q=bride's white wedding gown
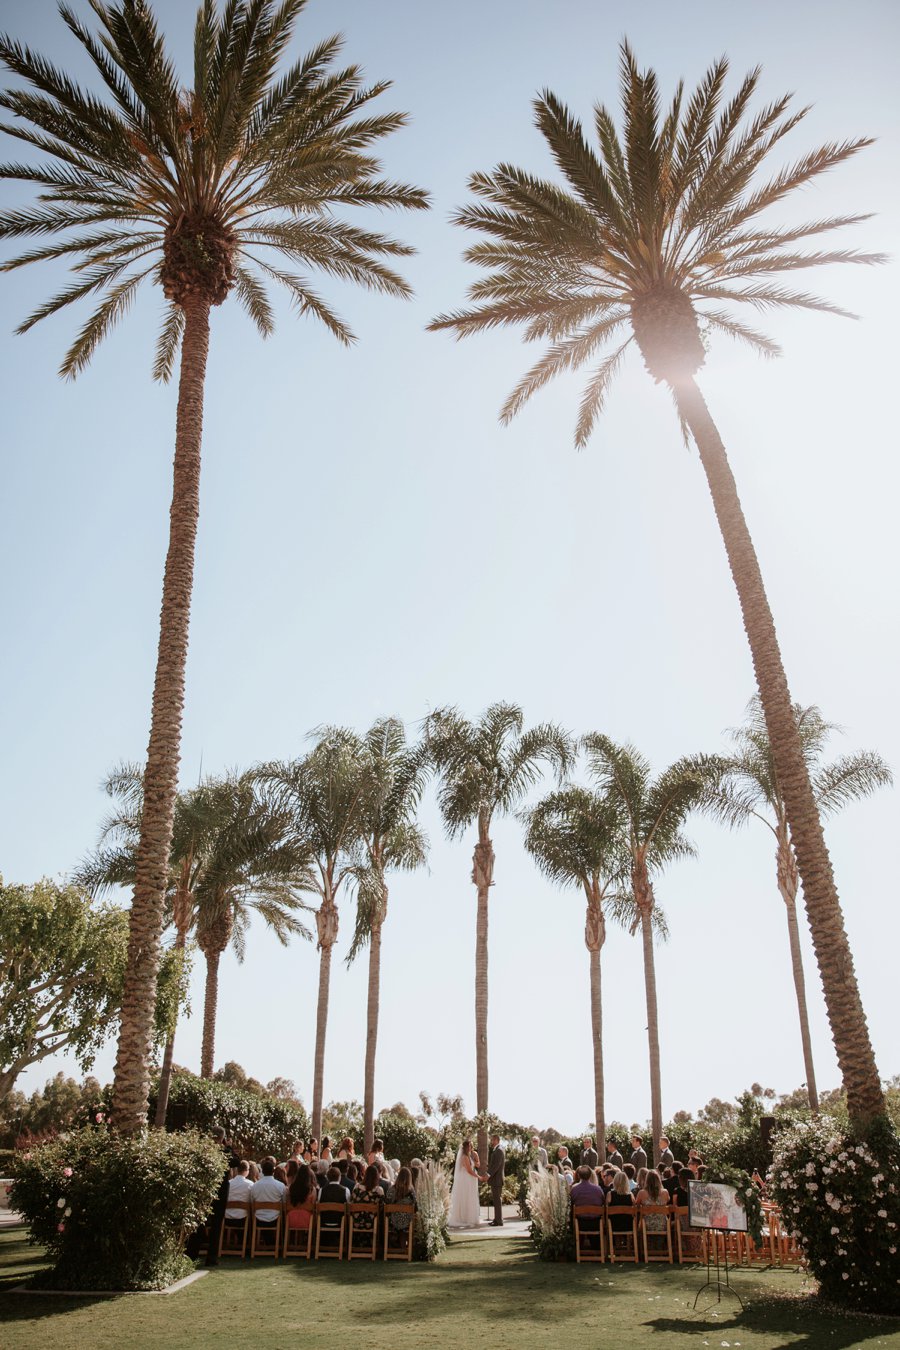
[448,1149,482,1228]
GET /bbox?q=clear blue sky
[1,0,898,1134]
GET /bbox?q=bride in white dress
[448,1138,483,1228]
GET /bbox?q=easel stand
[692,1229,744,1310]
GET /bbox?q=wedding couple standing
[448,1134,505,1228]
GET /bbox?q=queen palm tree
[581,734,721,1160]
[425,703,572,1159]
[523,784,634,1158]
[255,727,371,1144]
[429,41,887,1128]
[346,718,428,1153]
[0,0,428,1133]
[708,697,892,1113]
[78,767,313,1110]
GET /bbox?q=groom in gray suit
[487,1134,505,1226]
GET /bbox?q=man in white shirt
[225,1159,253,1220]
[252,1156,286,1224]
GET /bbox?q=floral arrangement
[11,1125,223,1290]
[701,1162,764,1246]
[527,1165,574,1260]
[414,1159,451,1261]
[768,1115,900,1313]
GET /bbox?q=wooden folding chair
[382,1204,416,1262]
[348,1203,380,1260]
[283,1212,313,1259]
[606,1206,639,1263]
[314,1202,347,1260]
[219,1199,250,1259]
[673,1206,707,1264]
[573,1206,606,1263]
[639,1205,674,1263]
[250,1197,284,1260]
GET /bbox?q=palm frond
[152,300,185,382]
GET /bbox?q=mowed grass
[1,1224,899,1350]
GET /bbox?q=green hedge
[11,1127,223,1290]
[374,1111,441,1165]
[154,1071,310,1159]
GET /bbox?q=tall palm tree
[425,703,572,1159]
[708,697,892,1113]
[346,718,428,1153]
[255,727,370,1144]
[581,734,720,1160]
[78,767,313,1107]
[0,0,428,1134]
[429,41,887,1128]
[523,784,634,1158]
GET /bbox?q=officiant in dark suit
[487,1134,505,1226]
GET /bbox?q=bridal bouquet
[414,1159,451,1261]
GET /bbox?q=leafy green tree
[424,703,573,1159]
[255,728,371,1143]
[346,718,428,1152]
[708,698,892,1112]
[523,784,634,1158]
[0,878,183,1104]
[430,39,886,1129]
[0,0,428,1134]
[580,735,720,1159]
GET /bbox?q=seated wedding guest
[606,1139,624,1169]
[338,1136,355,1160]
[410,1159,424,1187]
[675,1167,693,1211]
[318,1165,350,1226]
[253,1156,286,1226]
[662,1165,680,1198]
[352,1163,386,1231]
[570,1165,606,1208]
[389,1159,402,1179]
[247,1160,261,1182]
[697,1165,707,1180]
[622,1163,638,1193]
[320,1136,333,1162]
[688,1158,702,1178]
[274,1163,288,1185]
[225,1159,253,1224]
[370,1138,394,1182]
[581,1137,599,1169]
[636,1167,649,1192]
[336,1159,354,1195]
[386,1166,417,1234]
[600,1165,617,1190]
[286,1164,317,1231]
[606,1169,636,1230]
[548,1163,568,1191]
[284,1159,299,1187]
[636,1169,669,1233]
[562,1167,576,1187]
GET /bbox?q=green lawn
[2,1224,899,1350]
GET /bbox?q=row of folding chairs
[218,1199,417,1262]
[572,1203,805,1268]
[573,1205,707,1265]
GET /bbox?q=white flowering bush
[414,1159,451,1261]
[527,1166,574,1260]
[769,1115,900,1313]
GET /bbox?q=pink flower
[95,1112,105,1123]
[62,1167,73,1178]
[57,1222,65,1233]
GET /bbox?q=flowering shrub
[155,1070,309,1159]
[527,1166,574,1260]
[11,1126,223,1290]
[413,1159,451,1260]
[769,1115,900,1313]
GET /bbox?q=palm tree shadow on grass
[645,1305,894,1350]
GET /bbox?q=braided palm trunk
[111,297,211,1134]
[777,825,820,1112]
[673,376,883,1127]
[199,946,222,1079]
[363,890,387,1154]
[473,825,494,1165]
[311,890,339,1145]
[585,888,607,1159]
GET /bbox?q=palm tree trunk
[363,909,385,1154]
[777,834,820,1113]
[311,940,333,1146]
[200,946,221,1080]
[110,296,211,1134]
[639,906,663,1164]
[674,376,883,1127]
[588,944,606,1160]
[472,831,494,1165]
[153,924,188,1127]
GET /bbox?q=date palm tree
[0,0,428,1133]
[429,40,887,1127]
[708,697,892,1113]
[523,784,635,1158]
[425,703,573,1158]
[78,767,313,1111]
[580,734,721,1160]
[255,727,371,1144]
[346,718,428,1153]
